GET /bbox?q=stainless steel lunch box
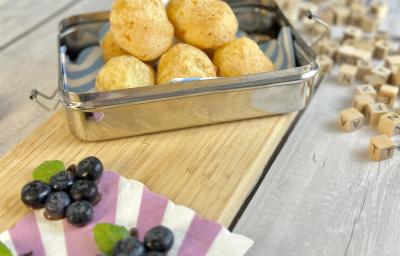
[57,0,320,141]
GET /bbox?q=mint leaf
[0,241,12,256]
[32,160,65,183]
[93,223,130,255]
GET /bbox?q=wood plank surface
[0,109,296,232]
[0,0,112,156]
[0,0,76,49]
[234,1,400,255]
[234,69,400,255]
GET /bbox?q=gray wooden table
[0,1,399,255]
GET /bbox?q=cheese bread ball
[156,43,216,84]
[96,55,155,91]
[110,0,174,61]
[167,0,238,49]
[213,37,275,77]
[100,30,129,62]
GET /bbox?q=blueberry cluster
[113,226,174,256]
[21,156,103,227]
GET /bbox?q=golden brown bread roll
[96,55,155,91]
[167,0,238,49]
[110,0,174,61]
[213,37,275,77]
[156,43,216,85]
[100,30,129,62]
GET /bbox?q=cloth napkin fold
[0,171,253,256]
[63,24,296,93]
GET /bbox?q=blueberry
[76,156,103,182]
[66,201,93,227]
[21,180,52,209]
[112,237,145,256]
[144,226,174,252]
[144,252,165,256]
[44,191,71,220]
[49,171,74,191]
[69,179,101,205]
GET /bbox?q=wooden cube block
[338,108,364,132]
[374,31,389,42]
[372,66,392,82]
[377,84,399,107]
[363,74,386,91]
[385,55,400,69]
[355,84,377,99]
[337,64,358,85]
[361,16,379,33]
[365,103,389,125]
[337,45,371,65]
[378,112,400,137]
[370,3,389,20]
[343,26,363,41]
[356,59,373,80]
[390,67,400,86]
[368,135,395,161]
[332,6,350,25]
[317,39,340,59]
[348,12,364,27]
[316,55,333,74]
[374,40,390,60]
[318,8,335,25]
[352,94,375,114]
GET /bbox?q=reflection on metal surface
[58,0,320,141]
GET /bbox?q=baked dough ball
[167,0,238,49]
[96,55,155,91]
[100,30,129,62]
[110,0,174,61]
[156,43,216,84]
[213,37,275,77]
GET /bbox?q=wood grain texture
[0,109,296,232]
[0,0,112,156]
[0,0,75,48]
[234,69,400,256]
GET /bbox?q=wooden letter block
[355,84,377,99]
[377,84,399,108]
[390,67,400,86]
[372,66,391,83]
[353,94,375,114]
[368,135,395,161]
[318,8,335,25]
[343,26,363,41]
[338,108,364,132]
[316,55,333,74]
[385,55,400,69]
[356,59,373,80]
[365,103,389,125]
[337,64,358,85]
[374,40,390,60]
[317,39,340,59]
[378,112,400,137]
[361,16,379,33]
[332,6,350,25]
[370,3,389,20]
[363,74,386,91]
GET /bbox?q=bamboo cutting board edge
[0,109,297,231]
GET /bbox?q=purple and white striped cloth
[0,172,253,256]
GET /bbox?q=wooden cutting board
[0,109,296,231]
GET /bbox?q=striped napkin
[0,172,253,256]
[63,25,296,93]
